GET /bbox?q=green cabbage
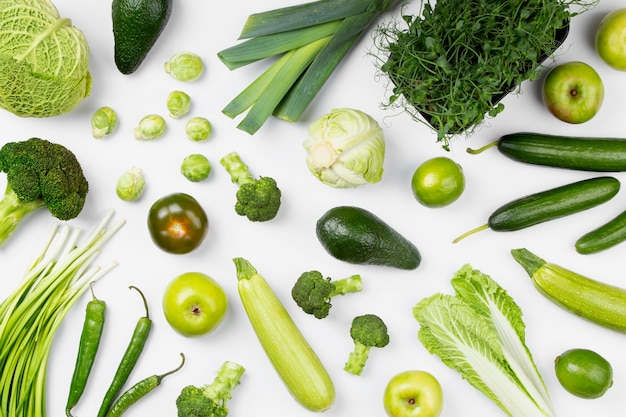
[0,0,91,117]
[304,108,385,188]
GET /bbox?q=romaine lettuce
[413,264,555,417]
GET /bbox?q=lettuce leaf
[413,264,555,417]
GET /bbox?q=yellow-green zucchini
[233,257,335,412]
[511,248,626,333]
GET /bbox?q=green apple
[383,370,443,417]
[596,8,626,71]
[163,272,228,337]
[541,61,604,124]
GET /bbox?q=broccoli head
[0,138,88,245]
[220,151,281,222]
[344,314,389,375]
[176,360,245,417]
[291,270,363,319]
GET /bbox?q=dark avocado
[316,206,421,270]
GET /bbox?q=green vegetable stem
[0,210,125,417]
[65,283,107,417]
[105,353,185,417]
[218,0,400,134]
[97,286,153,417]
[176,360,246,417]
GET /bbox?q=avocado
[112,0,173,74]
[316,206,421,270]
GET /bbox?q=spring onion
[0,210,125,417]
[218,0,400,134]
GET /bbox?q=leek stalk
[218,0,400,134]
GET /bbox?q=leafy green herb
[375,0,598,149]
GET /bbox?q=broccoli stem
[0,184,44,245]
[330,275,362,297]
[344,341,370,375]
[220,152,255,186]
[203,361,246,408]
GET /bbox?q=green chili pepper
[66,283,106,417]
[97,286,152,417]
[105,353,185,417]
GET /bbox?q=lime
[411,156,465,208]
[554,348,613,399]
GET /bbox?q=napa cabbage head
[0,0,91,117]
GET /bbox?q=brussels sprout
[91,106,118,139]
[166,90,191,119]
[135,114,166,140]
[181,154,211,182]
[116,166,145,201]
[164,52,204,81]
[185,117,212,142]
[304,108,385,188]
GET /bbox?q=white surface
[2,1,626,416]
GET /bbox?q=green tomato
[411,157,465,208]
[147,193,208,254]
[162,272,227,337]
[555,348,613,399]
[383,370,443,417]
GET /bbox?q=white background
[2,1,626,417]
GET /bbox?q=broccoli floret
[219,152,281,222]
[291,270,363,319]
[344,314,389,375]
[176,360,245,417]
[0,138,88,246]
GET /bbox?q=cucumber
[316,206,420,270]
[512,248,626,333]
[576,210,626,254]
[467,132,626,171]
[233,258,335,412]
[453,176,620,242]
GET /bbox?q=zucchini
[511,248,626,333]
[453,176,620,243]
[467,132,626,171]
[233,257,335,412]
[575,209,626,254]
